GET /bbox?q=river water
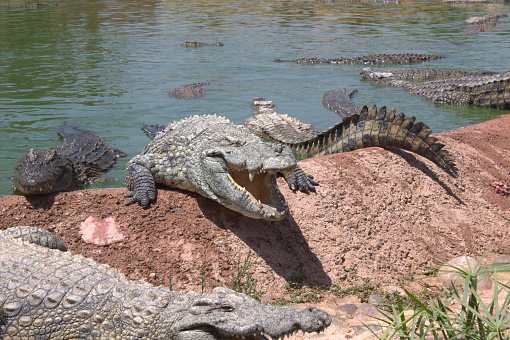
[1,0,509,195]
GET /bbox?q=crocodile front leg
[283,165,318,193]
[124,156,157,207]
[280,145,318,192]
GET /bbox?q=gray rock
[493,255,510,264]
[353,303,384,321]
[335,303,358,318]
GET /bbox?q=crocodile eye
[220,304,234,312]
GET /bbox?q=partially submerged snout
[12,149,74,195]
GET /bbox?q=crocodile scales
[125,96,458,220]
[0,227,331,339]
[11,123,126,195]
[274,53,445,65]
[361,68,510,109]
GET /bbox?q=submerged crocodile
[361,67,510,109]
[12,123,125,195]
[168,82,211,99]
[0,227,331,339]
[0,3,58,9]
[463,14,507,34]
[177,41,224,47]
[125,95,458,220]
[274,53,445,65]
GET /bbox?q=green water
[1,0,509,195]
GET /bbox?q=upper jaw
[205,159,294,220]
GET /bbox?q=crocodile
[0,3,58,9]
[125,95,458,220]
[322,89,361,118]
[0,227,331,339]
[12,123,125,195]
[168,82,211,99]
[361,67,510,109]
[463,14,507,34]
[177,41,224,47]
[246,97,458,177]
[274,53,445,65]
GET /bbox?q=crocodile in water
[12,123,125,195]
[463,14,507,33]
[361,67,510,109]
[0,227,331,339]
[177,41,224,47]
[168,82,211,99]
[0,3,58,9]
[125,97,458,220]
[274,53,445,65]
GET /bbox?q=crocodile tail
[287,104,459,178]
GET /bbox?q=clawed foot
[124,188,156,207]
[284,166,319,193]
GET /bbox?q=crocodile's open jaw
[225,168,289,221]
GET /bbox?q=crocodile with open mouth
[125,94,458,220]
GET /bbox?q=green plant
[200,267,206,293]
[276,273,321,305]
[331,277,379,302]
[371,254,510,340]
[168,273,175,291]
[228,250,265,300]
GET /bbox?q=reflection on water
[1,0,509,194]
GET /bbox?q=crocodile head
[188,125,296,221]
[12,148,74,195]
[171,287,331,339]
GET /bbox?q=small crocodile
[12,123,125,195]
[0,3,58,9]
[125,94,458,220]
[0,227,331,339]
[274,53,445,65]
[361,67,510,109]
[168,82,211,99]
[177,41,224,47]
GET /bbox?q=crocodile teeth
[249,172,254,182]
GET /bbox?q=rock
[79,216,125,246]
[354,323,382,334]
[493,255,510,264]
[353,303,384,321]
[335,303,358,318]
[368,294,384,304]
[437,255,492,290]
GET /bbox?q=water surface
[1,0,509,194]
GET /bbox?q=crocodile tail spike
[286,105,459,178]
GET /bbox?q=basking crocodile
[0,227,331,339]
[274,53,445,65]
[361,67,510,109]
[12,123,125,195]
[177,41,224,47]
[168,82,211,99]
[125,96,458,220]
[246,96,458,177]
[0,3,58,9]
